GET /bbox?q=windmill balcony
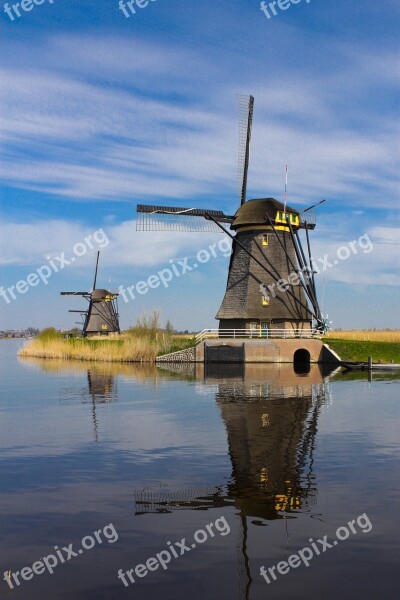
[195,328,320,343]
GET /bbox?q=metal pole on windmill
[284,164,288,214]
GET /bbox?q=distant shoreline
[17,334,400,365]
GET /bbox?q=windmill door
[261,322,270,338]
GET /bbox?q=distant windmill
[61,252,120,337]
[136,96,330,334]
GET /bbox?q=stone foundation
[195,339,340,364]
[156,340,340,364]
[156,347,196,363]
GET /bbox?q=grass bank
[323,338,400,363]
[19,326,196,363]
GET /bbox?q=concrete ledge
[156,340,342,364]
[322,343,342,364]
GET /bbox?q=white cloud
[311,226,400,286]
[0,35,399,209]
[1,217,398,290]
[0,217,228,270]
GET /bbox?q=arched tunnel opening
[293,349,311,375]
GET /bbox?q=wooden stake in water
[368,355,372,382]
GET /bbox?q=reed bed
[19,319,195,364]
[19,336,167,363]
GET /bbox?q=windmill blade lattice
[136,204,232,232]
[237,95,254,205]
[134,486,226,514]
[299,208,317,228]
[299,199,326,229]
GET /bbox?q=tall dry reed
[325,330,400,343]
[18,335,171,363]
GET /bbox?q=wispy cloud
[1,216,398,290]
[0,217,227,270]
[0,35,398,209]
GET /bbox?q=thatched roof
[91,289,117,300]
[231,198,299,230]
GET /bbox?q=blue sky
[0,0,399,331]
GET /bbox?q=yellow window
[262,297,269,306]
[262,234,269,246]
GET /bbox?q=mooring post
[368,355,372,382]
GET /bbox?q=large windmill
[136,96,329,334]
[61,252,120,337]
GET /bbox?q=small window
[250,322,258,330]
[262,297,269,306]
[262,234,269,246]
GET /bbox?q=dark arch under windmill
[61,251,120,337]
[136,95,330,338]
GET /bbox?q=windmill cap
[231,198,299,230]
[91,289,118,300]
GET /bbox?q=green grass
[323,338,400,363]
[159,337,196,356]
[36,327,64,342]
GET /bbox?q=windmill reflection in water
[134,363,334,599]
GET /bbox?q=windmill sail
[237,95,254,205]
[299,199,326,229]
[92,250,100,290]
[136,204,233,232]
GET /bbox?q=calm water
[1,340,399,599]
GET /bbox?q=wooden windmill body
[137,96,327,334]
[216,198,314,331]
[61,252,120,337]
